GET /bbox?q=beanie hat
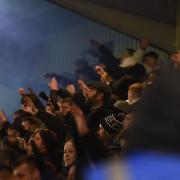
[100,109,124,134]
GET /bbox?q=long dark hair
[34,129,58,155]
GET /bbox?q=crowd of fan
[0,38,180,180]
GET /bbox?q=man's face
[13,163,40,180]
[123,113,135,130]
[59,102,71,116]
[144,57,157,68]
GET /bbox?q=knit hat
[100,109,125,134]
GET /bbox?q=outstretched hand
[77,80,90,97]
[95,65,106,76]
[66,84,76,96]
[48,77,59,90]
[95,65,112,85]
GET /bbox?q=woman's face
[63,141,77,168]
[33,132,45,152]
[59,102,71,116]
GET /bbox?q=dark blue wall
[0,0,87,115]
[0,0,168,117]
